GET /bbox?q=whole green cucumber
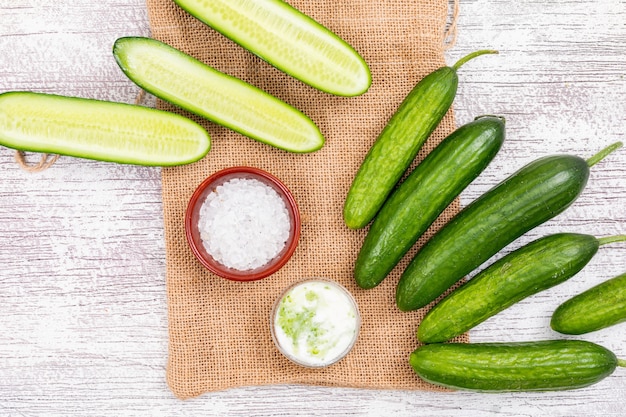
[343,50,498,229]
[354,116,505,289]
[418,233,626,343]
[396,142,623,311]
[552,271,626,334]
[409,340,624,392]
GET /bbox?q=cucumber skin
[344,67,457,230]
[552,272,626,335]
[417,233,600,344]
[0,91,211,166]
[113,37,325,154]
[354,116,505,289]
[409,340,617,392]
[173,0,371,97]
[396,154,590,311]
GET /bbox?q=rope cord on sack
[14,152,60,173]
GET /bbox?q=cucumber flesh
[172,0,371,96]
[0,92,211,166]
[114,37,324,153]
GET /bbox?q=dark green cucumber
[113,37,324,153]
[409,340,624,392]
[173,0,371,96]
[396,142,623,311]
[552,271,626,334]
[354,116,505,289]
[0,91,211,166]
[343,50,498,229]
[418,233,626,343]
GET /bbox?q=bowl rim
[184,166,301,282]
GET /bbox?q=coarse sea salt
[197,177,291,271]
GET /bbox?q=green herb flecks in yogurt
[274,281,359,367]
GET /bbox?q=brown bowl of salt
[185,166,301,281]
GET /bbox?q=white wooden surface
[1,0,625,415]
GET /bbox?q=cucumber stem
[452,50,499,71]
[598,235,626,246]
[587,141,623,167]
[618,359,626,368]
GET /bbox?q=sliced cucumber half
[113,36,325,153]
[0,91,211,166]
[172,0,371,96]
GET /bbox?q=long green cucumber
[396,142,623,311]
[417,233,626,343]
[344,50,498,229]
[0,91,210,166]
[113,37,324,153]
[172,0,371,96]
[354,116,505,289]
[409,340,625,392]
[552,271,626,334]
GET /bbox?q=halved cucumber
[172,0,371,96]
[0,91,210,166]
[113,37,325,153]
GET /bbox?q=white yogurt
[271,280,360,367]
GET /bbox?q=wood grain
[1,0,625,415]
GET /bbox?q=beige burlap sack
[145,0,466,399]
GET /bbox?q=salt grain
[197,177,291,271]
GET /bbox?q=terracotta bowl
[185,166,301,281]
